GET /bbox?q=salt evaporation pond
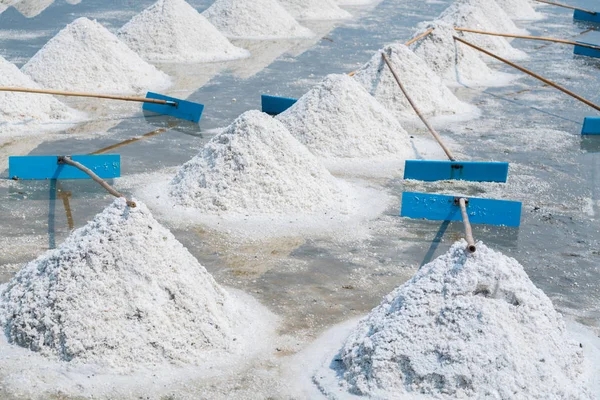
[0,0,599,398]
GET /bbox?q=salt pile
[353,43,477,121]
[13,0,55,18]
[334,241,592,399]
[279,0,351,20]
[0,198,265,369]
[169,110,349,214]
[495,0,543,20]
[276,74,413,159]
[0,55,79,130]
[118,0,250,63]
[336,0,377,4]
[203,0,314,39]
[409,22,515,86]
[21,17,171,94]
[438,0,528,60]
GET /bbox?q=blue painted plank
[574,9,600,23]
[9,155,121,180]
[574,43,600,58]
[400,192,522,227]
[261,94,297,115]
[582,117,600,135]
[403,160,509,182]
[143,92,204,123]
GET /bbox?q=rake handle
[380,52,456,162]
[58,156,136,208]
[0,87,176,106]
[454,27,600,50]
[534,0,596,15]
[458,198,476,253]
[453,36,600,113]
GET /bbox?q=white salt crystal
[279,0,352,20]
[276,74,413,159]
[495,0,544,20]
[336,241,592,399]
[203,0,314,39]
[118,0,250,63]
[22,17,171,94]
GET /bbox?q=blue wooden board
[143,92,204,123]
[261,94,297,115]
[404,160,509,182]
[574,32,600,58]
[582,117,600,135]
[9,155,120,180]
[574,9,600,23]
[400,192,522,227]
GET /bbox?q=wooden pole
[90,123,176,155]
[453,36,600,113]
[455,27,600,51]
[0,87,177,106]
[380,52,456,161]
[58,156,136,208]
[458,198,476,253]
[534,0,596,15]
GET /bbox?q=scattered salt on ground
[0,55,81,133]
[21,17,171,94]
[353,43,478,121]
[409,22,517,87]
[276,74,413,159]
[495,0,543,20]
[438,0,528,61]
[329,240,592,399]
[118,0,250,63]
[169,110,350,214]
[203,0,314,39]
[279,0,352,20]
[0,198,270,370]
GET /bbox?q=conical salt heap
[353,43,476,121]
[276,74,413,159]
[0,55,79,131]
[438,0,528,60]
[334,241,592,399]
[169,110,349,214]
[13,0,54,18]
[279,0,352,20]
[22,17,171,94]
[0,198,263,369]
[203,0,314,39]
[494,0,543,20]
[409,22,514,87]
[118,0,250,63]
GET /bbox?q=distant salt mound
[0,55,79,129]
[438,0,528,60]
[276,74,412,159]
[13,0,54,18]
[203,0,314,39]
[353,43,477,121]
[0,198,264,368]
[169,110,349,214]
[335,241,592,399]
[279,0,352,20]
[21,17,171,94]
[410,22,515,86]
[118,0,250,63]
[495,0,543,20]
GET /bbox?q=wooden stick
[453,36,600,113]
[534,0,596,15]
[347,29,435,77]
[90,123,175,155]
[58,156,136,207]
[455,27,600,51]
[458,198,476,253]
[0,87,177,106]
[380,52,456,161]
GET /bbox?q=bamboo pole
[455,27,600,51]
[458,198,476,253]
[348,29,435,77]
[453,36,600,113]
[380,52,456,161]
[0,87,177,106]
[91,123,175,155]
[58,156,136,207]
[534,0,596,15]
